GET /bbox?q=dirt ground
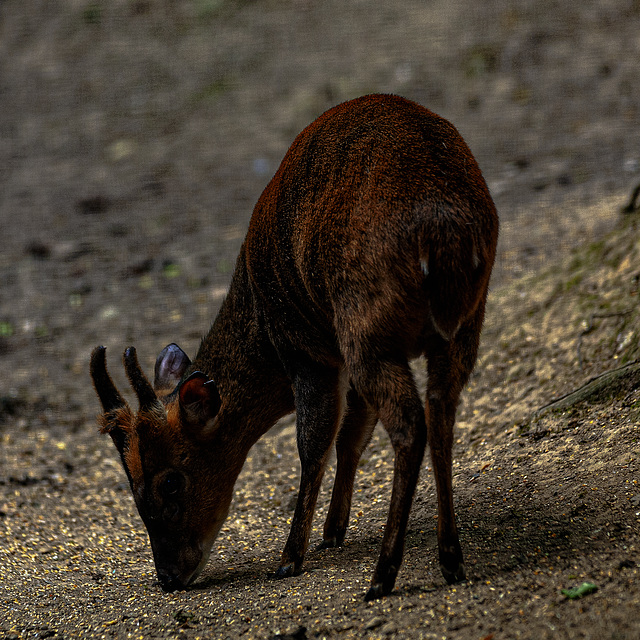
[1,1,640,638]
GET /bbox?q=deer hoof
[272,562,297,579]
[364,582,389,601]
[441,560,466,584]
[316,527,346,551]
[315,538,337,551]
[364,565,397,601]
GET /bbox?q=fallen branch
[622,182,640,214]
[533,360,640,418]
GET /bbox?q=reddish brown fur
[91,94,499,600]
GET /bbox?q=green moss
[564,273,583,291]
[0,321,13,337]
[568,239,605,273]
[189,77,232,105]
[82,3,102,25]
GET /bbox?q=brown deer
[91,94,498,601]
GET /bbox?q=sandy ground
[1,0,640,638]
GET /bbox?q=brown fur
[91,94,499,600]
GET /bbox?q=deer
[90,93,499,601]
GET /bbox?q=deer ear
[154,343,191,392]
[178,371,221,438]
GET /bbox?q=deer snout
[157,569,187,593]
[149,539,204,593]
[150,532,218,593]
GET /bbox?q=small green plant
[189,77,232,106]
[195,0,225,20]
[82,3,102,25]
[561,582,598,600]
[35,326,49,339]
[0,321,13,337]
[163,262,181,279]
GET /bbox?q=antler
[90,346,126,413]
[123,346,160,411]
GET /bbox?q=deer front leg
[274,364,348,578]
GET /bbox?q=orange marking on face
[123,430,143,486]
[165,400,181,431]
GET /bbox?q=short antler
[90,346,126,413]
[123,346,159,410]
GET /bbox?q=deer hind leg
[425,303,485,585]
[274,361,348,578]
[318,387,377,550]
[345,355,427,601]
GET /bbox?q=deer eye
[160,471,184,497]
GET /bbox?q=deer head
[90,345,232,591]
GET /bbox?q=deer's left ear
[154,343,191,392]
[178,371,221,438]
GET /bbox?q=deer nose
[157,570,186,593]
